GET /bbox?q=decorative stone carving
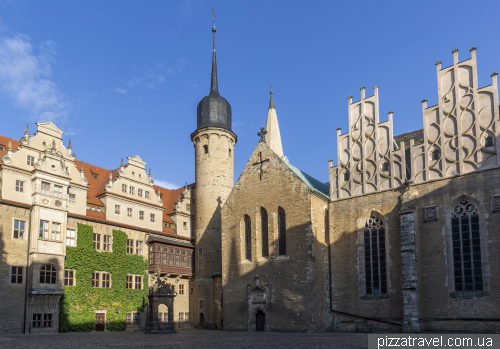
[1,154,11,164]
[55,200,62,207]
[42,198,49,205]
[491,195,500,212]
[423,205,438,222]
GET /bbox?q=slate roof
[281,159,330,200]
[394,129,424,150]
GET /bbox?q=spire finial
[25,124,29,136]
[210,7,218,95]
[270,81,273,95]
[121,158,123,167]
[257,127,267,142]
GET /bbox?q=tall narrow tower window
[278,208,286,255]
[203,145,208,154]
[261,208,269,258]
[364,215,387,295]
[244,215,251,261]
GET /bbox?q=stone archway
[145,271,177,334]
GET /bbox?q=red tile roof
[0,133,193,237]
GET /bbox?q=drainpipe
[23,205,33,334]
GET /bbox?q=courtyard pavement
[0,328,368,348]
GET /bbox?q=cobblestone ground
[0,329,368,349]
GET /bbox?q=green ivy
[60,223,148,332]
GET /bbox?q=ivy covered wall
[60,223,148,332]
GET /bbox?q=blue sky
[0,0,499,188]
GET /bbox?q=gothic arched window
[244,215,251,261]
[364,216,387,295]
[261,208,269,258]
[40,264,57,284]
[451,200,483,291]
[278,208,286,256]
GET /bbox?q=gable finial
[68,139,72,150]
[25,124,29,136]
[80,161,84,173]
[121,158,123,167]
[109,171,112,181]
[149,168,151,177]
[257,127,267,142]
[7,138,12,151]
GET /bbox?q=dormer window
[92,173,98,179]
[132,172,135,176]
[0,145,4,151]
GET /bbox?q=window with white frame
[127,208,133,217]
[39,220,49,239]
[27,155,35,165]
[51,223,61,241]
[66,229,76,246]
[126,312,141,325]
[92,272,111,288]
[150,214,155,222]
[139,211,144,220]
[126,239,134,254]
[14,219,25,239]
[103,235,112,252]
[68,194,76,204]
[115,205,120,214]
[145,191,150,199]
[136,241,143,256]
[53,185,63,198]
[129,186,135,195]
[41,182,50,195]
[138,189,143,197]
[93,233,101,250]
[122,184,127,193]
[15,180,24,192]
[126,274,143,289]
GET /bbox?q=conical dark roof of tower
[196,26,232,131]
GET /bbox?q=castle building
[0,122,195,333]
[0,20,499,334]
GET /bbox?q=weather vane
[270,81,273,94]
[211,7,216,27]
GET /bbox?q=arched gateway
[145,271,177,334]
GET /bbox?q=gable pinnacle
[68,139,72,150]
[25,124,29,136]
[80,161,84,173]
[7,138,12,151]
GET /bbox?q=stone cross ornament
[257,127,267,142]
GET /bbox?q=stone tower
[190,20,237,328]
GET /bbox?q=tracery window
[244,215,251,260]
[261,208,269,258]
[278,208,286,256]
[451,200,483,292]
[364,216,387,295]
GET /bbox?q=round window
[156,246,162,252]
[170,248,175,253]
[188,251,192,256]
[164,247,169,252]
[176,249,181,254]
[150,246,153,252]
[182,250,187,255]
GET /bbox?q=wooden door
[256,310,265,332]
[95,313,105,331]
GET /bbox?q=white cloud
[114,87,126,94]
[0,33,70,121]
[154,179,181,190]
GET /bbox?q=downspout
[23,205,33,334]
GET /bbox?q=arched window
[261,208,269,258]
[244,215,251,261]
[451,200,483,291]
[364,216,387,295]
[278,208,286,256]
[40,264,57,284]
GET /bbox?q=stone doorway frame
[247,275,270,332]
